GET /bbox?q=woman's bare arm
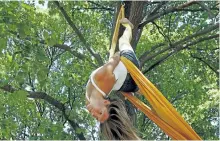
[95,52,120,81]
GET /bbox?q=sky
[33,0,48,10]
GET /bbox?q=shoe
[119,18,134,29]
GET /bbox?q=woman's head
[100,99,140,140]
[86,98,110,123]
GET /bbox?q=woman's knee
[119,36,128,44]
[119,43,133,52]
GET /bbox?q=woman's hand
[113,51,120,58]
[110,51,120,63]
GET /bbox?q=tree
[0,1,218,140]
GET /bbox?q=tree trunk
[110,1,146,127]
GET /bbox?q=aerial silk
[109,4,124,60]
[121,57,201,140]
[110,5,202,140]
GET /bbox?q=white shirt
[87,61,127,98]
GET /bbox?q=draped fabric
[120,57,202,140]
[109,5,124,59]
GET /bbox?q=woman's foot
[120,18,134,29]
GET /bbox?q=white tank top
[87,61,127,98]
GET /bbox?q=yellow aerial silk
[109,4,124,60]
[121,57,201,140]
[110,5,202,140]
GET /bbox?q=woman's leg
[119,18,134,52]
[118,18,140,92]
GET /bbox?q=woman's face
[97,106,109,123]
[87,99,110,123]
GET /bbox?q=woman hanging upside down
[86,18,141,140]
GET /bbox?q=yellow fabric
[109,5,125,59]
[122,93,186,140]
[121,57,202,140]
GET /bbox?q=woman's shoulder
[93,66,113,82]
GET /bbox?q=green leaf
[17,23,26,38]
[16,90,27,99]
[21,3,32,10]
[0,38,7,50]
[43,31,49,39]
[47,38,56,46]
[76,128,83,134]
[6,53,12,63]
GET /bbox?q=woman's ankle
[120,18,134,29]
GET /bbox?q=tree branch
[54,1,103,65]
[170,91,187,104]
[53,44,86,60]
[143,34,218,74]
[139,43,166,67]
[140,23,219,66]
[8,29,91,67]
[87,1,114,11]
[195,1,215,19]
[190,54,219,76]
[139,1,197,28]
[72,7,114,12]
[152,21,172,45]
[150,1,168,16]
[129,1,145,50]
[0,84,86,140]
[171,8,219,12]
[0,84,65,113]
[142,1,168,22]
[0,85,16,93]
[52,44,98,68]
[143,50,173,74]
[132,28,144,51]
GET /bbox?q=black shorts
[119,50,140,92]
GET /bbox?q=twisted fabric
[121,57,201,140]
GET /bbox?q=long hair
[100,99,140,140]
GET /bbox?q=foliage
[0,1,218,140]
